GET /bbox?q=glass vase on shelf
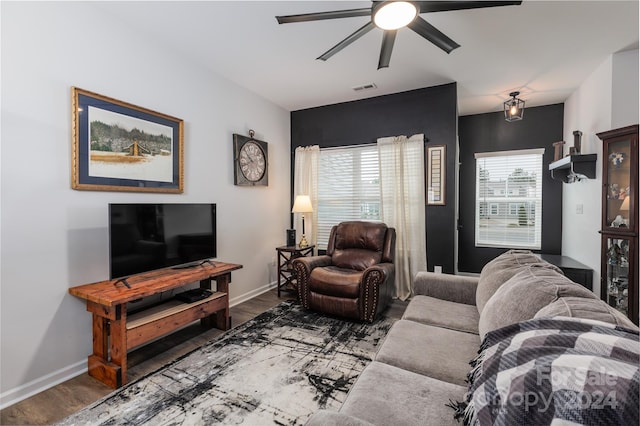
[605,237,630,315]
[604,142,632,230]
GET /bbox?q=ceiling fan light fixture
[504,91,525,122]
[373,1,418,30]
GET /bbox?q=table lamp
[620,196,630,224]
[292,195,313,248]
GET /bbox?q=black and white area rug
[58,300,395,425]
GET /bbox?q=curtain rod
[320,142,377,151]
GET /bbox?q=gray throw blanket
[448,317,639,425]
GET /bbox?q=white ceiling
[97,1,639,115]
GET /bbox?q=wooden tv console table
[69,261,242,388]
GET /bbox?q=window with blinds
[317,145,381,249]
[475,149,544,249]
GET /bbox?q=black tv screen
[109,203,217,279]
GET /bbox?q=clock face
[233,133,268,186]
[239,141,266,182]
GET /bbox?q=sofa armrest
[413,271,478,306]
[305,410,375,426]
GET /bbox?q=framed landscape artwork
[71,87,184,193]
[427,145,446,205]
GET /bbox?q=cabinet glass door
[605,139,633,230]
[604,236,632,316]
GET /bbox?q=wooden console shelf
[69,261,242,388]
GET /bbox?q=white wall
[612,50,640,129]
[562,49,639,298]
[0,2,291,407]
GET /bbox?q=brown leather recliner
[292,221,396,323]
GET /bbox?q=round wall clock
[233,131,268,186]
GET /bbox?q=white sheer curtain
[293,146,320,246]
[377,134,427,300]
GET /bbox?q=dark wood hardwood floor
[0,289,407,425]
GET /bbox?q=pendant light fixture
[504,91,525,122]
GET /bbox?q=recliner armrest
[413,271,478,306]
[292,255,333,310]
[292,255,332,274]
[361,262,395,322]
[363,262,395,281]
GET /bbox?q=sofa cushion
[375,320,479,386]
[330,221,387,270]
[535,296,639,330]
[478,264,596,339]
[333,221,387,252]
[402,295,479,334]
[332,249,382,271]
[476,249,561,314]
[412,272,478,306]
[309,266,362,298]
[340,361,466,426]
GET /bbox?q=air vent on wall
[352,83,377,92]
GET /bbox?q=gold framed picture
[71,87,184,193]
[427,145,446,205]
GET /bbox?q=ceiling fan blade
[415,1,522,13]
[378,30,397,69]
[276,8,371,24]
[408,16,460,54]
[318,22,375,61]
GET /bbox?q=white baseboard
[0,281,279,410]
[0,360,87,410]
[229,281,277,307]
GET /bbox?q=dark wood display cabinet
[597,125,638,325]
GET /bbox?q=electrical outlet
[434,265,442,274]
[576,204,583,214]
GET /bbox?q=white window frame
[316,144,381,249]
[474,149,544,250]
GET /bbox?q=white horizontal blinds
[474,149,544,249]
[317,145,381,249]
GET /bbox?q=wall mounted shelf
[549,154,597,183]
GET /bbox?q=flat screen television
[109,203,216,279]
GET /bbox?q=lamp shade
[292,195,313,213]
[620,196,630,211]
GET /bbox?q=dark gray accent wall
[457,104,564,273]
[290,83,458,273]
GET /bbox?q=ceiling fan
[276,1,522,69]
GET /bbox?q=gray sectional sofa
[306,250,639,426]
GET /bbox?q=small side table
[276,245,315,297]
[539,254,594,291]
